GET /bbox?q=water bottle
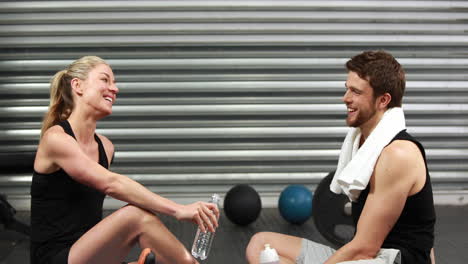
[191,193,220,260]
[259,244,280,264]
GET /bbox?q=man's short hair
[346,50,406,108]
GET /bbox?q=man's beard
[347,107,378,128]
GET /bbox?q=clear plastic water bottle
[191,193,220,260]
[259,244,280,264]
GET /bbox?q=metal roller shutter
[1,0,467,209]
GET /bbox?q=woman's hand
[174,201,220,233]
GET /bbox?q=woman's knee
[160,250,197,264]
[115,204,161,230]
[178,251,198,264]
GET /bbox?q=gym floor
[1,206,467,264]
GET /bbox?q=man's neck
[359,110,386,145]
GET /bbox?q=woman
[30,56,219,264]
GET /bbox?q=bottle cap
[211,193,220,203]
[259,244,279,263]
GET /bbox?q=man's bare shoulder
[374,139,424,189]
[381,139,422,165]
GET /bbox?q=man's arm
[324,140,426,263]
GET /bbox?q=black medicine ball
[223,184,262,226]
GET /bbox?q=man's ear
[379,92,392,109]
[71,78,83,95]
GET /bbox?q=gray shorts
[296,239,401,264]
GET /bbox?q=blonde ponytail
[40,56,108,137]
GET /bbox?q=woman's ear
[70,78,83,95]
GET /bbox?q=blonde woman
[30,56,218,264]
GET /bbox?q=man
[245,51,436,264]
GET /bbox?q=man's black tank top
[352,130,436,264]
[30,120,108,264]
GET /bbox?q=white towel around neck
[330,107,406,202]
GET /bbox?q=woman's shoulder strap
[57,120,76,140]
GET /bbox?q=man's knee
[248,232,272,247]
[246,232,271,261]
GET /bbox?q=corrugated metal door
[1,1,467,209]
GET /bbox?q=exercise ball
[224,184,262,226]
[278,185,313,224]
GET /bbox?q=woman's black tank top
[352,130,436,264]
[30,120,108,264]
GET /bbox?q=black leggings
[50,247,70,264]
[49,247,130,264]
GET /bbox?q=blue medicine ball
[278,185,313,224]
